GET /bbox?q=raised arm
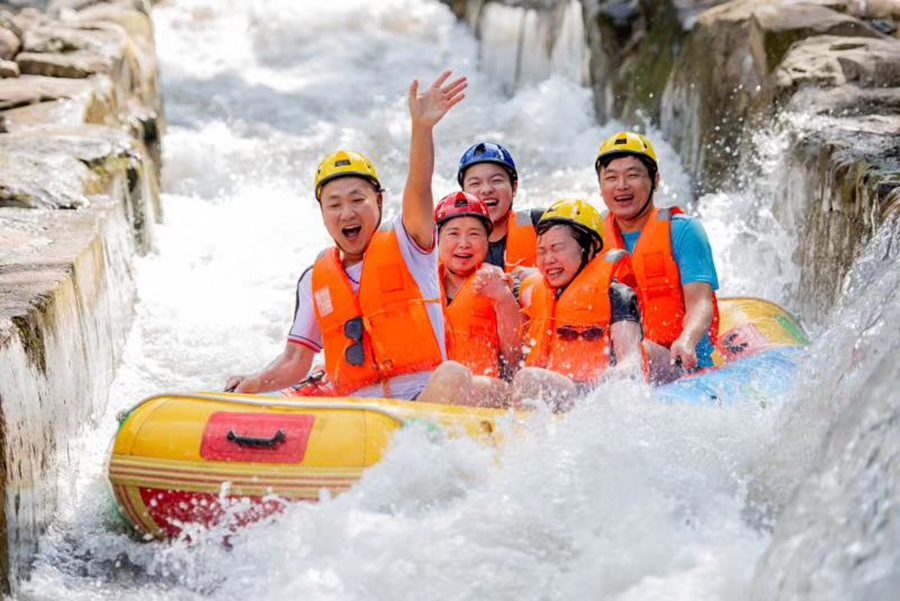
[403,70,467,249]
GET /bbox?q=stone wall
[440,0,900,323]
[0,0,161,593]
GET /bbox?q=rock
[0,25,19,60]
[584,0,685,123]
[754,33,900,320]
[0,58,18,77]
[0,125,160,243]
[660,0,883,191]
[790,122,900,321]
[70,5,162,112]
[20,20,125,55]
[49,0,152,18]
[851,0,900,21]
[671,0,731,29]
[0,12,24,41]
[753,2,883,71]
[0,73,112,114]
[71,3,153,46]
[17,46,119,77]
[11,9,166,133]
[0,151,95,209]
[13,18,129,78]
[125,104,162,173]
[0,124,134,167]
[16,49,115,77]
[0,73,86,109]
[9,7,44,33]
[786,85,900,118]
[1,96,105,129]
[774,35,900,100]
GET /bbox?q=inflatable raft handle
[226,429,287,449]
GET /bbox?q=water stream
[17,1,898,599]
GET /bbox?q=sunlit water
[19,0,895,599]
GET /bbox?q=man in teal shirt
[597,131,719,382]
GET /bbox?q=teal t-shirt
[621,214,718,368]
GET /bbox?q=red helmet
[434,191,493,234]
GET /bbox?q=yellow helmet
[595,131,659,176]
[537,198,604,248]
[314,150,382,200]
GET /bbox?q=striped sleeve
[287,266,323,351]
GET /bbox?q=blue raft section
[654,346,806,405]
[652,297,809,404]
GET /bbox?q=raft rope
[116,392,408,426]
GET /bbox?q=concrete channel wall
[0,0,162,593]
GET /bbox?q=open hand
[408,70,467,127]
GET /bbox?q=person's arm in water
[473,264,523,372]
[669,282,714,370]
[403,70,467,249]
[225,343,315,394]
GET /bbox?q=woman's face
[536,224,584,289]
[439,216,490,276]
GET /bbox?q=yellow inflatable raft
[109,394,509,539]
[108,297,808,539]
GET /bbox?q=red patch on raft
[200,412,315,463]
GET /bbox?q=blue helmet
[457,142,518,187]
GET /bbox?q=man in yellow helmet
[225,71,467,399]
[596,131,720,383]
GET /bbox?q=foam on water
[20,0,876,598]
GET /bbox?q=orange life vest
[604,207,719,348]
[440,265,501,378]
[311,226,444,396]
[503,210,538,272]
[522,249,633,384]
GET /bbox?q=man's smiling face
[599,155,657,222]
[319,176,382,259]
